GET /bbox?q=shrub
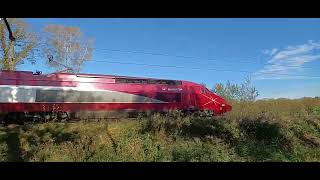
[172,139,240,162]
[139,110,192,137]
[213,76,259,102]
[313,106,320,115]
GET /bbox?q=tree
[0,18,38,70]
[238,77,259,101]
[213,76,259,102]
[214,81,240,101]
[43,24,94,73]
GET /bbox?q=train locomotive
[0,70,232,122]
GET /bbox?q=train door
[190,86,208,110]
[187,86,198,110]
[194,86,208,110]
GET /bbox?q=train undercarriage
[0,109,215,125]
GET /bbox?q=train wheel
[58,112,70,122]
[43,113,52,122]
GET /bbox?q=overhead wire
[9,40,320,78]
[15,40,319,69]
[93,47,318,69]
[85,59,320,78]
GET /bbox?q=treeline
[0,18,94,73]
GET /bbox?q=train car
[0,70,232,122]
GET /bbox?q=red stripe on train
[0,103,184,112]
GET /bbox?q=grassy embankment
[1,98,320,162]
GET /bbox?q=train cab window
[205,87,212,93]
[200,87,205,94]
[200,86,211,94]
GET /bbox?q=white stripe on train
[0,85,169,103]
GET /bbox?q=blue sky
[19,18,320,99]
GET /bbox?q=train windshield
[205,87,213,93]
[201,86,213,94]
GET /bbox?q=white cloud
[254,41,320,80]
[270,48,278,56]
[262,48,278,56]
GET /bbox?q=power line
[11,42,319,77]
[93,48,318,69]
[95,48,255,63]
[16,40,319,69]
[85,59,320,78]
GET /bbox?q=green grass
[0,98,320,162]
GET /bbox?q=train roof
[55,72,183,82]
[0,70,197,85]
[0,70,172,79]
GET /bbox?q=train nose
[212,94,232,113]
[221,102,232,113]
[208,93,232,114]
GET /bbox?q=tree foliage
[213,77,259,102]
[0,18,38,70]
[43,24,94,73]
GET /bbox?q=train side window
[35,90,64,102]
[115,78,182,85]
[155,92,181,102]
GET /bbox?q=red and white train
[0,70,232,122]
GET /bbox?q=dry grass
[0,98,319,162]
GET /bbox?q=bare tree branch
[42,24,94,73]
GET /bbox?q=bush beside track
[0,98,320,162]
